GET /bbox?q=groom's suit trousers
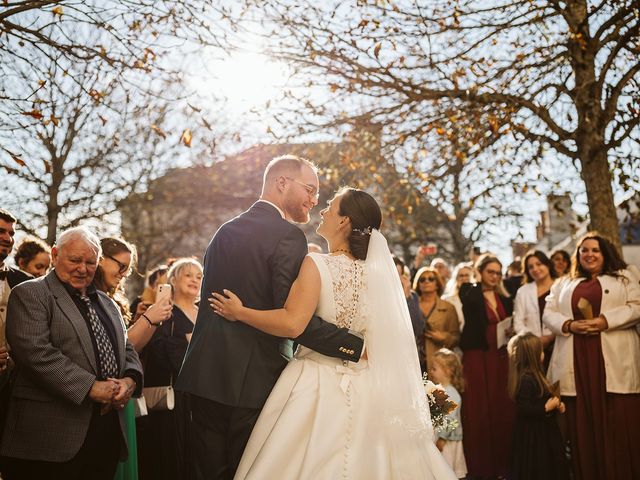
[189,395,261,480]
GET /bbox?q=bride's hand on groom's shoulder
[209,289,242,321]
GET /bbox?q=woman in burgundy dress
[459,254,515,479]
[544,232,640,480]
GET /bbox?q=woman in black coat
[459,254,515,479]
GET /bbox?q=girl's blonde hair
[433,348,464,393]
[507,332,553,400]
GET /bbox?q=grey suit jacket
[0,270,143,462]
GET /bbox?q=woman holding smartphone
[137,258,203,480]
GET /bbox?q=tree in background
[0,1,237,241]
[250,0,640,248]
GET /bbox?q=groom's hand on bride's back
[209,289,243,321]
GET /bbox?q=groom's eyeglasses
[284,176,319,200]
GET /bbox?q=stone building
[512,192,640,265]
[119,132,460,285]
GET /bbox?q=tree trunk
[569,0,621,251]
[46,197,59,246]
[46,158,63,245]
[579,147,621,250]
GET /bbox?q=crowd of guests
[0,209,202,480]
[397,237,640,480]
[1,205,639,480]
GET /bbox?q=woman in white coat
[543,232,640,480]
[513,250,557,370]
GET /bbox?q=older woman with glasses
[413,267,460,371]
[544,233,640,480]
[459,254,515,479]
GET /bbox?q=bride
[211,187,456,479]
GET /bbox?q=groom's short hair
[263,155,317,188]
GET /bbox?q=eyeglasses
[484,269,502,276]
[105,255,131,275]
[284,176,319,200]
[418,277,436,283]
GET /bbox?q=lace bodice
[317,254,367,333]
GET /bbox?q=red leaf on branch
[20,110,43,120]
[373,42,382,59]
[11,155,25,167]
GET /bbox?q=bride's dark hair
[337,187,382,260]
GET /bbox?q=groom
[176,155,364,479]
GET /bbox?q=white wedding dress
[234,249,456,480]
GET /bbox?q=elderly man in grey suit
[0,227,143,480]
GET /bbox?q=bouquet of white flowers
[423,374,459,433]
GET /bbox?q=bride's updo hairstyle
[337,187,382,260]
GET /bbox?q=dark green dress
[114,400,138,480]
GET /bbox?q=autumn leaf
[180,129,192,147]
[144,48,157,61]
[11,155,25,167]
[52,6,63,17]
[151,124,167,139]
[201,117,212,130]
[89,89,105,103]
[373,42,382,59]
[50,115,60,126]
[21,110,43,120]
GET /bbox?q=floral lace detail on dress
[323,254,366,333]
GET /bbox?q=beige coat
[423,297,460,369]
[543,269,640,396]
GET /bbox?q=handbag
[133,395,148,417]
[142,319,175,411]
[142,385,175,411]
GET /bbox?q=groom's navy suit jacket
[175,201,363,409]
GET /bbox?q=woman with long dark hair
[544,232,640,479]
[513,250,557,371]
[94,237,172,480]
